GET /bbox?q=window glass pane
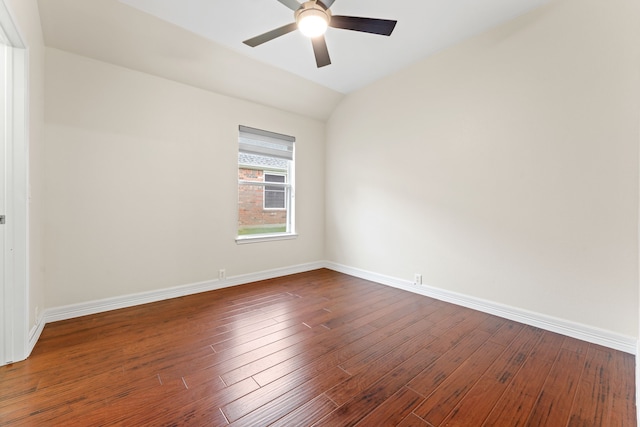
[264,173,286,210]
[264,187,285,209]
[238,182,287,235]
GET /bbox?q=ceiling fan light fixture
[295,3,330,38]
[243,0,398,68]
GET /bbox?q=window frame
[236,126,296,244]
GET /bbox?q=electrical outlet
[219,269,226,280]
[414,274,422,285]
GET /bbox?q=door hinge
[0,215,5,224]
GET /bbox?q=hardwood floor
[0,269,635,426]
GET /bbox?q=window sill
[236,233,298,245]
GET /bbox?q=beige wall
[5,0,46,332]
[326,0,640,337]
[16,0,640,348]
[44,48,325,308]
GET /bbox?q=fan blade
[330,16,397,36]
[318,0,336,9]
[277,0,301,11]
[311,36,331,68]
[243,22,298,47]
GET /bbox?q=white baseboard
[38,260,636,356]
[27,313,46,358]
[43,261,325,324]
[325,262,637,355]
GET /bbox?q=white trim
[637,340,639,425]
[637,340,640,418]
[34,261,636,357]
[325,262,637,355]
[236,233,298,244]
[238,180,290,188]
[43,261,325,324]
[0,1,23,47]
[27,312,44,355]
[0,0,29,366]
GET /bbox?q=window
[264,173,286,210]
[237,126,295,242]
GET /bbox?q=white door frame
[0,0,29,366]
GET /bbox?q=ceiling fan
[243,0,397,68]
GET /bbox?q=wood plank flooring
[0,269,635,426]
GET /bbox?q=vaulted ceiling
[37,0,550,120]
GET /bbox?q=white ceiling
[37,0,550,120]
[117,0,550,93]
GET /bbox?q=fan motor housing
[295,1,332,27]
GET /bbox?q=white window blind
[238,125,295,160]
